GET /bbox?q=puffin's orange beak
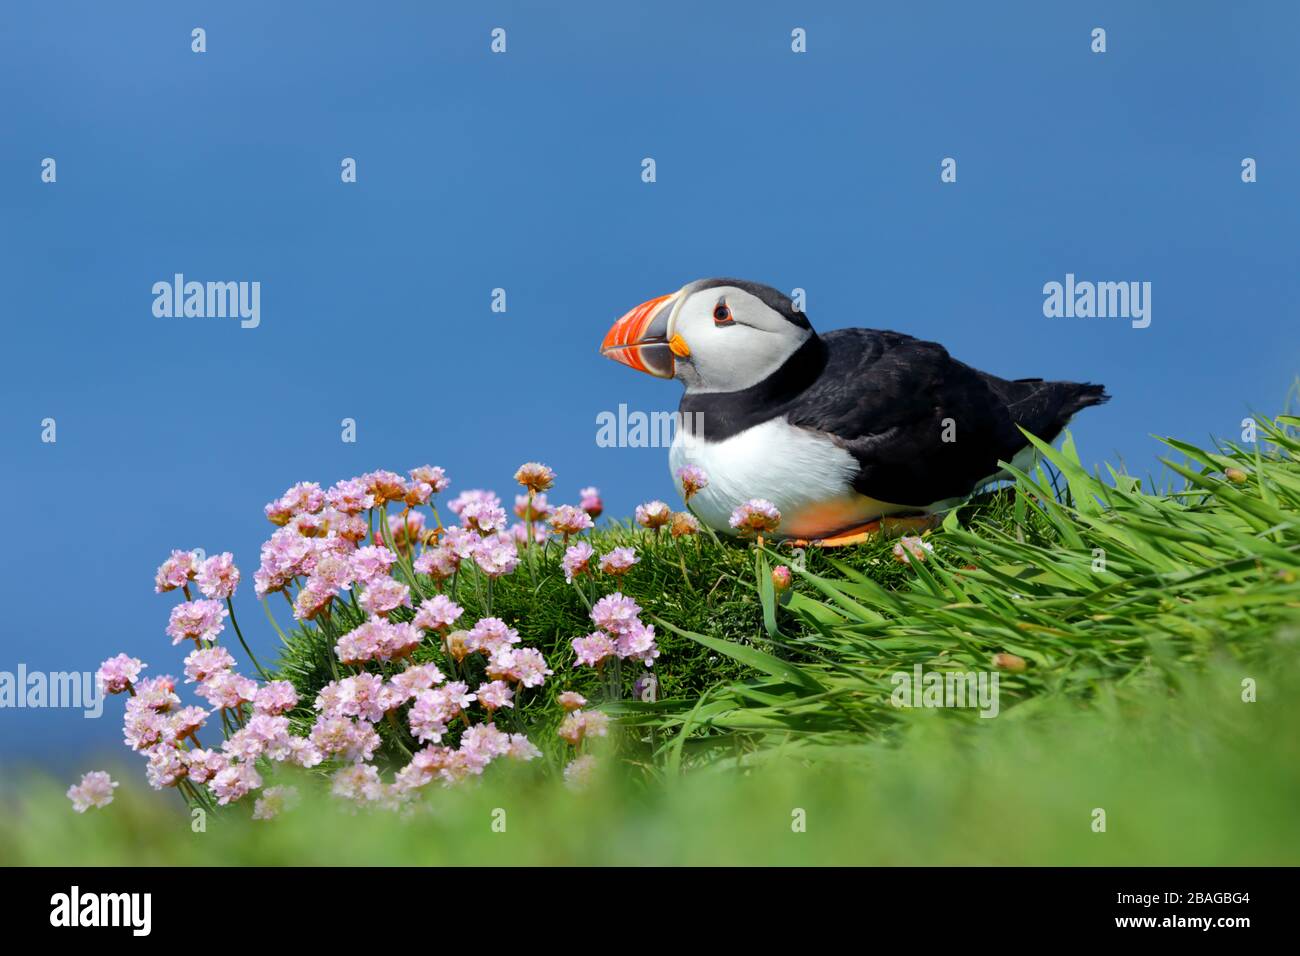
[600,292,682,378]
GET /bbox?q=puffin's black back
[682,326,1108,508]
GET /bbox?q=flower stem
[226,598,271,680]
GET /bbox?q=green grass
[2,410,1297,865]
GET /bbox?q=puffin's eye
[713,303,734,326]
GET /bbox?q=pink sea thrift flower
[154,549,197,593]
[132,675,180,711]
[332,764,384,804]
[729,498,782,537]
[253,785,300,821]
[676,465,709,502]
[387,662,445,703]
[310,715,380,763]
[562,541,595,583]
[572,631,617,668]
[358,576,412,617]
[473,534,519,577]
[413,594,464,632]
[476,680,515,713]
[514,462,555,493]
[488,647,551,687]
[558,690,587,711]
[772,564,793,591]
[591,593,642,636]
[550,504,594,537]
[97,654,145,694]
[892,535,933,565]
[507,734,542,761]
[326,478,374,515]
[514,492,552,522]
[253,680,299,716]
[616,619,660,666]
[350,545,397,584]
[467,617,519,656]
[579,487,603,519]
[564,754,598,790]
[448,489,501,518]
[671,511,701,537]
[182,646,235,684]
[413,545,458,580]
[193,552,240,600]
[211,761,263,805]
[67,771,118,812]
[409,465,450,494]
[599,547,639,577]
[635,500,672,530]
[196,670,257,710]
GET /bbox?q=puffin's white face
[601,280,813,394]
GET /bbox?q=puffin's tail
[983,375,1110,443]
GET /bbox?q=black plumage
[679,327,1108,508]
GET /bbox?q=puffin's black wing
[784,329,1107,507]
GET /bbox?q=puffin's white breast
[669,417,912,539]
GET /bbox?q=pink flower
[563,754,597,790]
[67,771,118,812]
[413,594,464,632]
[728,498,782,537]
[194,552,240,599]
[169,705,209,740]
[676,465,709,502]
[154,549,197,593]
[146,748,190,789]
[473,534,519,577]
[635,500,673,529]
[123,707,169,750]
[616,619,659,666]
[132,675,180,711]
[771,565,793,591]
[562,542,595,583]
[326,478,375,515]
[387,662,445,703]
[448,489,501,518]
[331,673,391,723]
[331,764,385,804]
[211,761,263,805]
[549,505,594,537]
[515,493,552,522]
[467,617,519,656]
[96,654,145,694]
[892,536,933,565]
[293,581,335,621]
[166,599,228,645]
[196,670,257,710]
[558,690,587,711]
[362,470,408,507]
[358,576,412,617]
[489,647,551,687]
[579,487,603,519]
[476,680,514,712]
[310,715,380,763]
[408,465,450,494]
[350,545,397,584]
[253,680,299,716]
[413,546,458,580]
[599,547,639,577]
[591,592,642,636]
[571,631,617,668]
[514,462,555,493]
[506,734,542,761]
[253,785,300,821]
[460,724,511,770]
[671,511,701,537]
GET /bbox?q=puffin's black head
[601,279,817,393]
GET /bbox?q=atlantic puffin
[600,278,1108,543]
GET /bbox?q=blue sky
[1,0,1297,767]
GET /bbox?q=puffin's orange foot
[794,520,883,549]
[791,513,942,549]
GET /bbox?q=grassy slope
[2,414,1297,864]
